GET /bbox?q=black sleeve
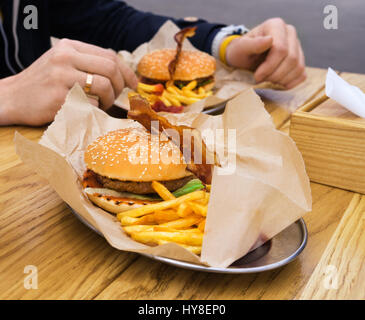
[48,0,225,54]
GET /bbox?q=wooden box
[289,88,365,194]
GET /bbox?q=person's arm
[0,76,18,125]
[0,39,138,126]
[224,18,307,89]
[48,0,225,54]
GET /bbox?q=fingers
[66,39,116,60]
[282,38,307,89]
[225,36,272,70]
[285,72,307,89]
[117,56,138,90]
[70,40,138,90]
[72,51,124,97]
[263,25,304,87]
[254,18,289,83]
[75,71,115,110]
[54,39,138,97]
[248,36,273,55]
[232,35,273,55]
[253,19,306,89]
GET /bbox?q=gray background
[125,0,365,73]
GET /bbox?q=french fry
[120,214,156,226]
[130,230,203,246]
[162,91,182,106]
[198,219,206,233]
[157,240,202,255]
[153,226,201,233]
[158,95,171,107]
[138,82,164,94]
[174,94,200,105]
[198,87,213,98]
[160,215,202,229]
[153,209,180,223]
[166,86,183,96]
[177,202,193,217]
[166,86,201,104]
[123,225,153,234]
[187,201,208,217]
[153,226,179,232]
[185,80,197,91]
[197,192,210,205]
[117,190,205,219]
[205,91,213,97]
[128,91,138,98]
[151,181,175,201]
[137,88,157,103]
[182,87,207,99]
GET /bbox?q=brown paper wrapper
[15,84,311,268]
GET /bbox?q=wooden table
[1,67,364,300]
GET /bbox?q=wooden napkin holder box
[289,95,365,194]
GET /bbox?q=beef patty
[94,172,194,194]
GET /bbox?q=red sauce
[82,170,103,188]
[152,100,184,113]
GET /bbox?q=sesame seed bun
[84,127,192,182]
[137,49,216,81]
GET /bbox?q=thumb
[242,35,273,55]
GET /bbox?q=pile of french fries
[136,80,213,108]
[117,181,211,255]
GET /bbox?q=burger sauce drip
[82,169,103,188]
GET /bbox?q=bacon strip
[128,95,219,184]
[168,27,197,80]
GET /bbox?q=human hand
[0,39,138,126]
[225,18,306,89]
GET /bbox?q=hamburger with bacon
[138,48,216,92]
[82,127,204,214]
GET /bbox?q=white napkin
[326,67,365,118]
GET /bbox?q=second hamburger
[138,48,216,92]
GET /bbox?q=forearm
[0,75,19,126]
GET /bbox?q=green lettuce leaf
[172,179,205,197]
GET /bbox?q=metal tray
[202,102,226,115]
[69,206,307,274]
[113,101,227,117]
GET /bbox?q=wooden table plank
[299,194,365,300]
[0,164,139,299]
[340,72,365,88]
[0,127,44,174]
